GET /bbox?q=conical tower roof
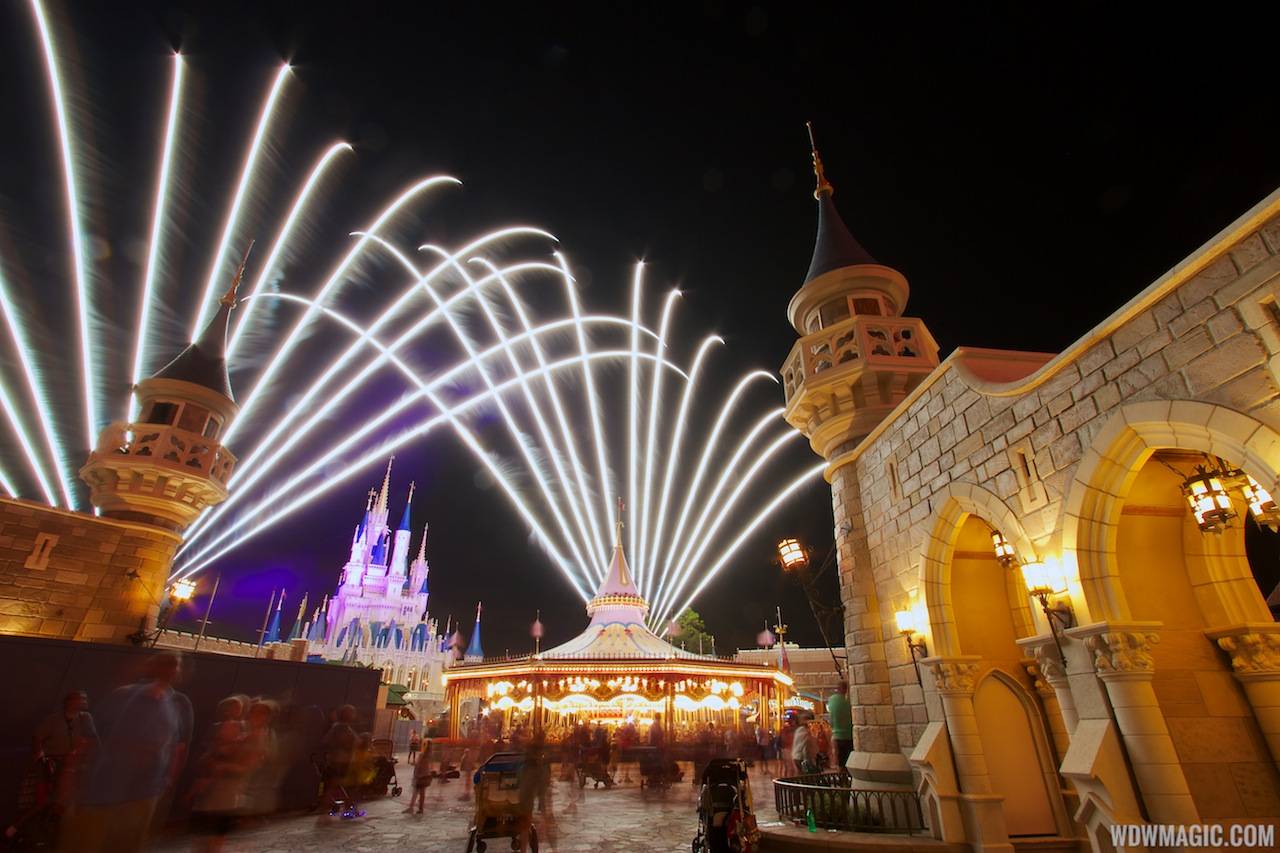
[803,125,876,284]
[152,245,252,401]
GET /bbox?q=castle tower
[780,128,941,788]
[781,126,940,460]
[79,256,248,532]
[390,482,414,579]
[465,602,484,662]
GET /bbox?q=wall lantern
[990,529,1016,568]
[171,577,197,602]
[1020,558,1074,669]
[893,606,927,686]
[777,538,809,572]
[1240,474,1280,532]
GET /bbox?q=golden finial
[616,496,625,549]
[220,240,256,308]
[805,122,833,199]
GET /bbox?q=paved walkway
[153,760,786,853]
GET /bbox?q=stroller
[466,752,539,853]
[363,738,403,799]
[635,746,682,790]
[312,753,364,820]
[575,745,614,789]
[692,759,758,853]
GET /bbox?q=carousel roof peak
[586,537,648,620]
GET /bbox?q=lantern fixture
[893,606,927,686]
[1019,558,1074,669]
[171,577,197,602]
[777,538,809,572]
[1239,474,1280,532]
[990,529,1016,568]
[1182,465,1236,533]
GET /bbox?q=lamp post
[132,577,197,646]
[776,537,845,676]
[1020,559,1074,669]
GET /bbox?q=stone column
[1207,624,1280,772]
[1018,634,1080,738]
[1068,621,1198,824]
[922,655,1012,853]
[830,456,911,786]
[1023,660,1072,762]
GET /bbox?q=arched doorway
[973,672,1058,836]
[1114,450,1280,820]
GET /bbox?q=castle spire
[416,522,429,563]
[398,481,414,532]
[376,457,395,515]
[465,601,484,661]
[802,123,877,284]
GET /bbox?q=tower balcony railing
[95,421,238,487]
[781,315,938,404]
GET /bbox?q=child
[406,739,432,815]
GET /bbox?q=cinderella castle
[249,459,483,713]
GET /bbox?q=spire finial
[417,522,429,562]
[805,122,833,199]
[407,480,415,504]
[476,601,483,621]
[220,241,256,308]
[615,496,625,549]
[377,456,394,512]
[365,489,375,511]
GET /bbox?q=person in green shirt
[826,680,853,769]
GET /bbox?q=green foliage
[674,608,718,655]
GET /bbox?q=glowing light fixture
[170,577,197,602]
[1182,465,1236,533]
[991,529,1016,567]
[777,538,808,571]
[1019,557,1074,668]
[893,605,927,685]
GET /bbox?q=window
[143,401,179,425]
[853,297,882,316]
[819,298,851,328]
[177,403,211,434]
[202,416,222,439]
[1007,439,1049,513]
[886,460,902,502]
[24,533,58,571]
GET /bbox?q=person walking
[406,740,432,815]
[755,725,772,777]
[826,681,853,770]
[63,652,193,853]
[407,730,421,764]
[791,720,812,775]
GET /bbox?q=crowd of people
[14,651,385,852]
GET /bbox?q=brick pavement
[152,761,785,853]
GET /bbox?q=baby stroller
[692,759,758,853]
[466,752,539,853]
[311,753,364,820]
[636,746,682,790]
[576,745,614,789]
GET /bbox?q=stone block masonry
[0,497,181,644]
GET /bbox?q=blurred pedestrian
[406,740,432,815]
[319,705,357,816]
[407,730,421,764]
[63,652,193,853]
[827,681,853,770]
[189,696,249,852]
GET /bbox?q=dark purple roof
[804,193,877,284]
[152,301,235,401]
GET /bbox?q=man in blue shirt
[64,652,193,852]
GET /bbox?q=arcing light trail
[6,0,822,625]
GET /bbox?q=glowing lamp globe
[894,608,919,637]
[777,538,808,571]
[1182,466,1235,532]
[1242,475,1280,528]
[171,578,197,601]
[1020,559,1063,597]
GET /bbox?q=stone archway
[920,482,1037,657]
[1063,400,1280,624]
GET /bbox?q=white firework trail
[4,0,822,625]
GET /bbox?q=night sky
[2,2,1279,654]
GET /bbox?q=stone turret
[781,127,940,462]
[79,257,247,532]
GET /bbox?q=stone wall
[0,497,180,643]
[828,198,1280,756]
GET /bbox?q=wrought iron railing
[773,772,927,835]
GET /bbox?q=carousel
[442,527,792,738]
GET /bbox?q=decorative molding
[1212,629,1280,676]
[23,532,58,571]
[1016,632,1069,684]
[923,657,981,695]
[1084,630,1159,676]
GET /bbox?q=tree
[673,608,719,656]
